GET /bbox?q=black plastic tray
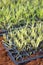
[0,29,8,36]
[1,29,43,65]
[3,43,43,65]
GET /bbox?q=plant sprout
[0,0,43,51]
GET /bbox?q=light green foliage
[36,8,43,20]
[0,0,43,51]
[0,0,43,24]
[3,21,43,50]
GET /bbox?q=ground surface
[0,36,43,65]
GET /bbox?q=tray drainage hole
[15,55,22,61]
[9,49,14,52]
[12,52,15,55]
[13,52,18,56]
[20,52,28,58]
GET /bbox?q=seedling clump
[0,0,43,52]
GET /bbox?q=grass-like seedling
[0,0,43,28]
[0,0,43,53]
[1,0,43,64]
[3,21,43,52]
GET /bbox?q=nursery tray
[0,29,8,36]
[2,43,43,65]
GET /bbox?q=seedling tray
[1,28,43,65]
[2,43,43,65]
[0,29,8,36]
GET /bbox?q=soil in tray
[0,37,15,65]
[0,36,43,65]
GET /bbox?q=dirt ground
[0,36,43,65]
